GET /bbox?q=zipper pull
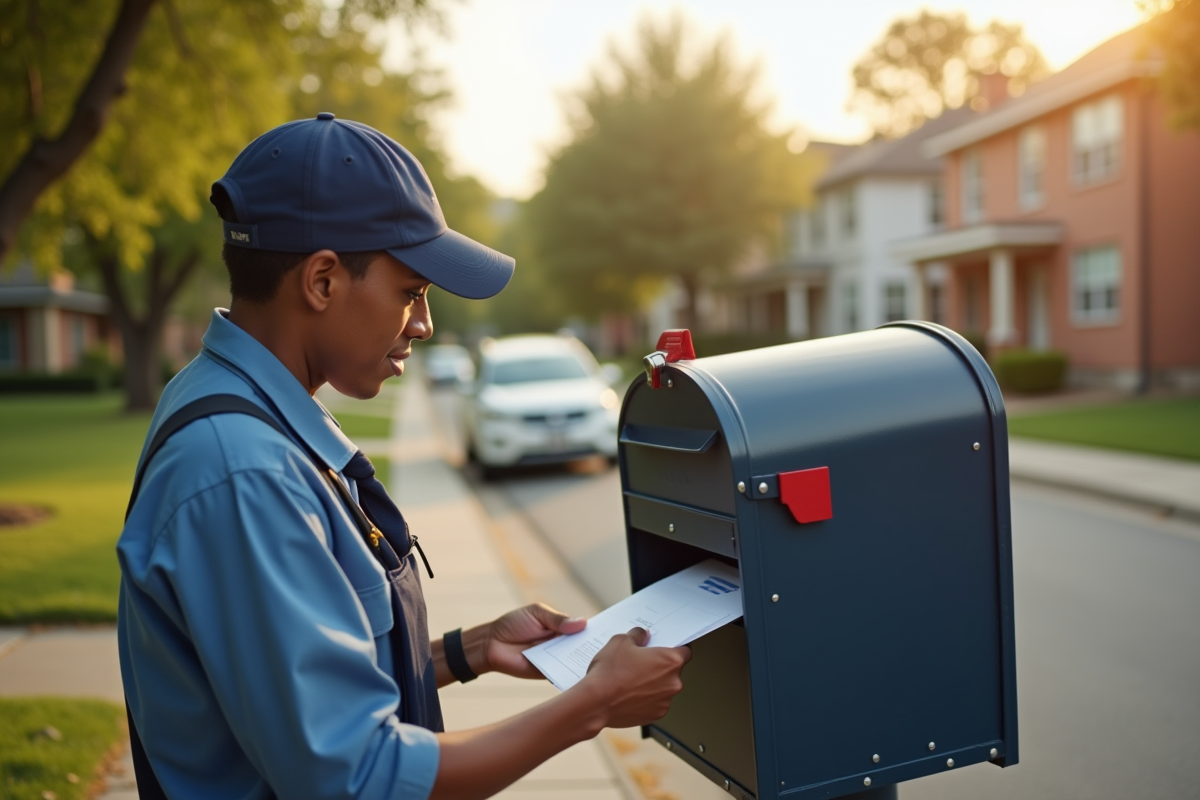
[410,534,434,579]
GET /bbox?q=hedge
[0,372,109,394]
[992,348,1069,395]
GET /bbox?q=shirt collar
[200,309,357,473]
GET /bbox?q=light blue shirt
[118,309,439,799]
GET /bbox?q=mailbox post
[620,324,1018,800]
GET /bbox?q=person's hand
[483,603,587,679]
[577,627,690,729]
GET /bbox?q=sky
[381,0,1144,199]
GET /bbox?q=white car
[423,343,475,386]
[463,335,621,473]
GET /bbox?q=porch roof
[890,222,1063,264]
[0,286,110,315]
[722,259,831,292]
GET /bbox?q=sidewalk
[1008,437,1200,523]
[0,378,654,800]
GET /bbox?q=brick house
[892,27,1200,389]
[0,264,117,374]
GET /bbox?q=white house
[796,109,972,336]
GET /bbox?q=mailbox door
[619,371,759,796]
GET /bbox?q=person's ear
[298,250,342,312]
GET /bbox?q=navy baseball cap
[210,112,513,300]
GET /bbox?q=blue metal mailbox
[619,323,1018,800]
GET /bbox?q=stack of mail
[523,559,744,691]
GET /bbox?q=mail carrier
[619,323,1018,800]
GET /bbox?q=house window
[70,315,88,366]
[0,314,18,370]
[1072,245,1121,324]
[843,280,859,332]
[962,149,984,224]
[928,283,945,324]
[964,274,983,332]
[1018,125,1046,209]
[811,200,826,249]
[883,283,907,322]
[840,187,856,239]
[1072,94,1122,185]
[928,181,944,228]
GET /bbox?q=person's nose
[406,297,433,341]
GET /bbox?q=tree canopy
[0,0,478,408]
[1143,0,1200,131]
[529,13,818,329]
[849,9,1050,138]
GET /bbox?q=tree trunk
[678,273,700,333]
[0,0,156,263]
[94,241,199,412]
[121,319,160,412]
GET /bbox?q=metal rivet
[668,523,675,533]
[973,442,981,450]
[666,378,674,388]
[990,748,998,759]
[928,742,936,751]
[666,741,672,750]
[872,754,880,763]
[771,593,780,603]
[758,482,768,494]
[698,743,706,753]
[737,481,746,494]
[946,758,955,768]
[724,779,730,791]
[864,778,872,787]
[781,782,786,787]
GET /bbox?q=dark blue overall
[124,394,442,798]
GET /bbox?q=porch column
[786,279,809,339]
[988,249,1016,347]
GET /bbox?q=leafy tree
[849,10,1050,138]
[1143,0,1200,130]
[1,0,450,410]
[529,13,817,331]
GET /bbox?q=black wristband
[443,628,478,683]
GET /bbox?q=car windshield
[488,356,590,385]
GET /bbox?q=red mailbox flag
[779,467,833,524]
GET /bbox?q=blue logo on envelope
[699,576,739,595]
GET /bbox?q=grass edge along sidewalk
[1008,396,1200,462]
[0,392,392,625]
[0,696,126,800]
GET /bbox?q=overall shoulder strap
[124,393,286,800]
[125,394,287,521]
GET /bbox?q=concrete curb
[1008,437,1200,524]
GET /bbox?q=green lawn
[0,392,397,624]
[0,697,125,800]
[1008,397,1200,461]
[335,412,392,440]
[0,395,150,623]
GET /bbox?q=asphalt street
[432,389,1200,800]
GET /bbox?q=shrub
[691,332,792,357]
[993,348,1069,395]
[958,330,988,360]
[0,372,107,394]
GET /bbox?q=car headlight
[599,388,619,410]
[479,406,517,422]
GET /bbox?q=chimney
[976,72,1009,111]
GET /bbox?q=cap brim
[388,229,514,300]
